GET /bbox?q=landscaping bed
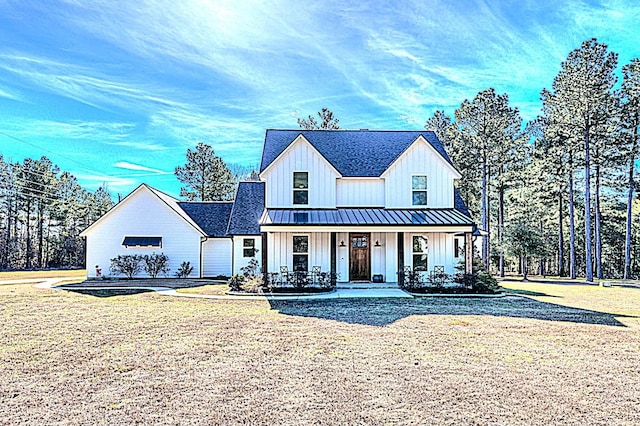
[60,278,223,289]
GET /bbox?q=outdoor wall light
[340,240,345,247]
[374,240,381,247]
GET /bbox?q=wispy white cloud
[1,117,135,140]
[105,141,168,151]
[114,161,170,174]
[0,84,21,101]
[74,173,138,192]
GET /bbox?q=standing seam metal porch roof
[260,208,473,227]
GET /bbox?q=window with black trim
[412,235,428,271]
[293,235,309,271]
[293,172,308,205]
[243,238,255,258]
[412,175,427,206]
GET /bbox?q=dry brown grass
[0,269,86,280]
[1,278,639,425]
[176,283,229,295]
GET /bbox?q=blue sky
[1,0,639,198]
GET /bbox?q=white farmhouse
[81,129,475,282]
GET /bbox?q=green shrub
[176,261,194,278]
[109,254,143,279]
[473,269,499,293]
[228,274,245,292]
[142,252,170,278]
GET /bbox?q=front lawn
[0,278,638,424]
[0,269,86,280]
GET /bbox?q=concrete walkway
[3,277,504,300]
[50,284,413,300]
[0,277,79,288]
[0,276,414,300]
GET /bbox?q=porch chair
[280,266,290,285]
[431,265,447,286]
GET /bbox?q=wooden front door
[349,233,371,281]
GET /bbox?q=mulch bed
[59,278,221,289]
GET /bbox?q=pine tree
[619,58,640,279]
[541,38,618,282]
[297,108,340,130]
[175,142,235,201]
[454,88,522,271]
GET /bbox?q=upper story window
[293,172,309,205]
[412,175,427,206]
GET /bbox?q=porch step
[336,282,400,290]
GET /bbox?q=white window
[292,235,309,271]
[243,239,255,258]
[412,175,427,206]
[412,235,428,271]
[293,172,308,205]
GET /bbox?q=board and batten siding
[336,179,385,207]
[84,188,203,278]
[232,236,262,275]
[262,137,340,208]
[384,138,458,208]
[336,231,396,282]
[202,239,232,277]
[267,232,331,275]
[404,232,456,274]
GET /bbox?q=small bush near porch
[399,261,499,294]
[227,259,336,294]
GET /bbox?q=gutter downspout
[231,236,235,276]
[200,236,207,278]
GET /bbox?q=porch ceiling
[259,208,474,227]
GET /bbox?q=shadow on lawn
[505,288,560,297]
[268,296,633,327]
[64,288,153,298]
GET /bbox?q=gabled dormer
[381,134,461,209]
[259,133,341,208]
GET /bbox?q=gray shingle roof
[178,202,233,237]
[259,129,455,177]
[453,188,471,217]
[227,181,265,235]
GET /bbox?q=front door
[349,233,371,281]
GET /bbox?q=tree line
[426,38,640,281]
[0,155,114,270]
[5,37,638,281]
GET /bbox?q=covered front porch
[259,208,475,284]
